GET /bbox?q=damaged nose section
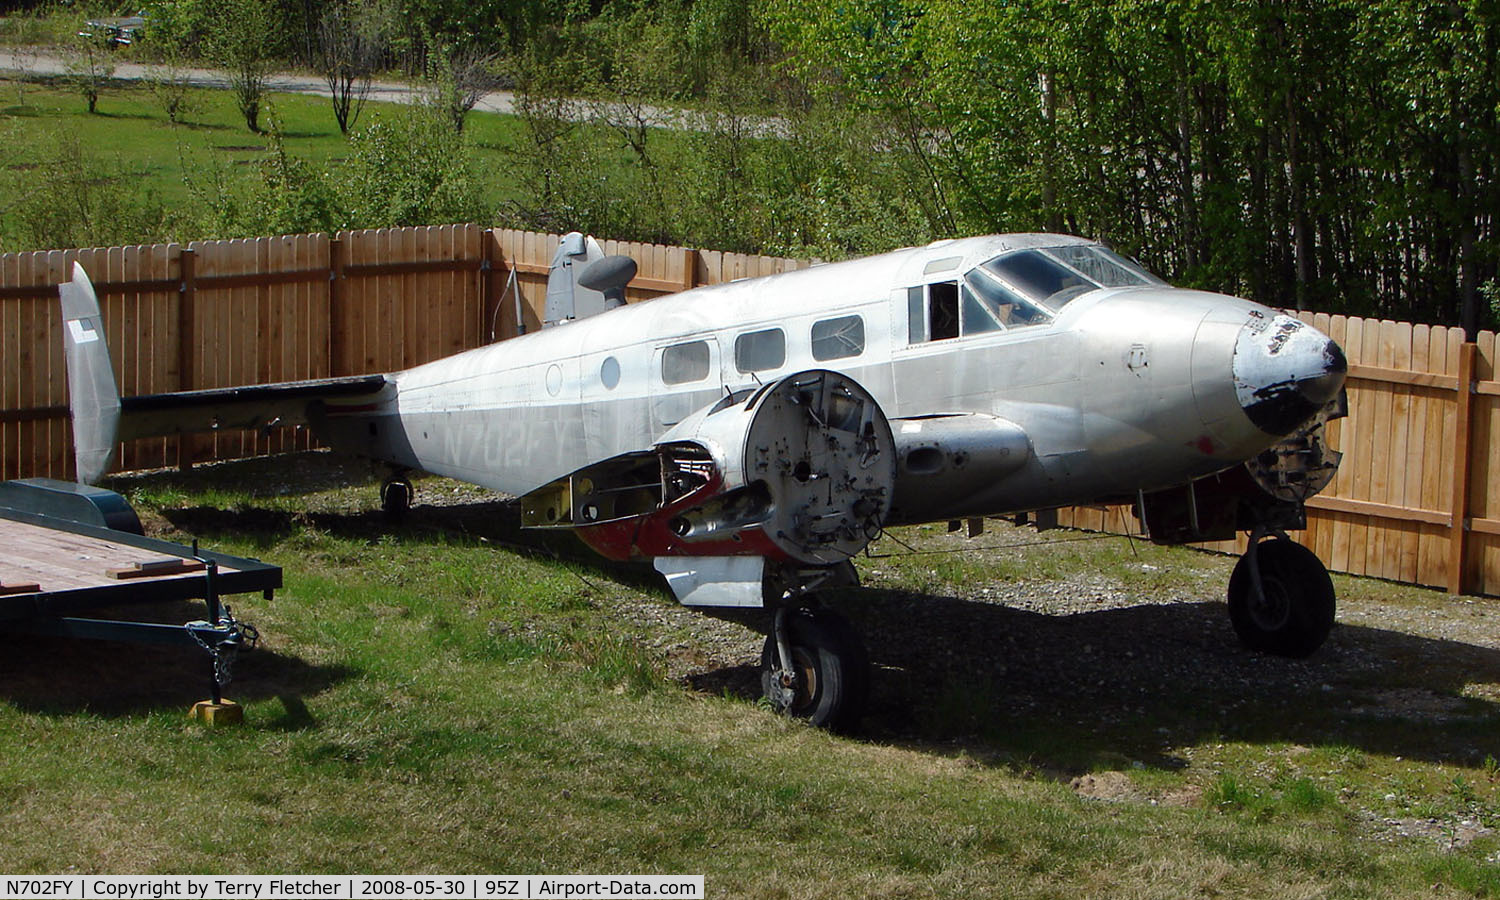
[1233,314,1347,437]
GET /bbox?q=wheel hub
[1247,575,1292,631]
[771,649,818,714]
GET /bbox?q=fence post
[1448,341,1477,594]
[329,236,345,376]
[681,247,699,293]
[175,247,197,472]
[481,228,497,342]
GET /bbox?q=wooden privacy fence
[1,225,1497,595]
[0,224,807,480]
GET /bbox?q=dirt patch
[1070,771,1142,802]
[1361,811,1494,849]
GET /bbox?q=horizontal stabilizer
[118,375,393,442]
[58,263,397,483]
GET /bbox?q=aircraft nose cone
[1233,314,1347,437]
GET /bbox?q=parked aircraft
[59,232,1348,729]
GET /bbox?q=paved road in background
[0,47,523,113]
[0,48,778,135]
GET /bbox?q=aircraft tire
[381,478,412,519]
[1227,538,1335,658]
[760,608,869,732]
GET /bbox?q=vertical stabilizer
[542,232,634,327]
[58,263,121,484]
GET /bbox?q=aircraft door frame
[648,335,723,434]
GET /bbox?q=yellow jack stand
[189,699,244,726]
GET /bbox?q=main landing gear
[758,561,869,732]
[1227,533,1336,657]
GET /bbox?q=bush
[2,129,174,252]
[340,107,487,228]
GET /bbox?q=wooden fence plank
[2,252,18,479]
[1474,332,1499,594]
[1367,321,1395,577]
[44,250,68,478]
[1338,319,1374,573]
[1450,342,1478,593]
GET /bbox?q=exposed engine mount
[1137,394,1345,544]
[520,370,896,566]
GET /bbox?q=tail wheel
[381,477,412,519]
[1227,538,1335,657]
[760,608,869,733]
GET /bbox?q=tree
[340,107,486,227]
[420,37,504,133]
[144,20,198,125]
[62,31,115,114]
[316,1,383,134]
[205,0,281,133]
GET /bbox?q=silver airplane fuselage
[328,234,1344,527]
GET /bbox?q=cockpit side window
[965,267,1051,328]
[929,281,959,341]
[908,281,967,344]
[960,284,1004,335]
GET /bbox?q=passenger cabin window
[661,340,711,385]
[734,328,786,373]
[811,315,865,361]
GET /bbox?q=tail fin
[542,232,634,327]
[58,263,121,484]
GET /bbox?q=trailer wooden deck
[0,506,280,621]
[0,480,279,699]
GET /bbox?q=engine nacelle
[520,370,896,566]
[886,413,1032,524]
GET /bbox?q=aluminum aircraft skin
[59,232,1349,729]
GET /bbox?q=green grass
[0,77,531,220]
[1,452,1498,896]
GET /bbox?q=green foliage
[1204,773,1260,813]
[245,118,341,236]
[1,127,174,253]
[144,48,197,124]
[5,0,1495,328]
[341,106,487,228]
[759,0,1499,326]
[141,0,217,58]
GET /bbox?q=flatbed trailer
[0,478,278,704]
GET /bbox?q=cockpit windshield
[972,245,1162,317]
